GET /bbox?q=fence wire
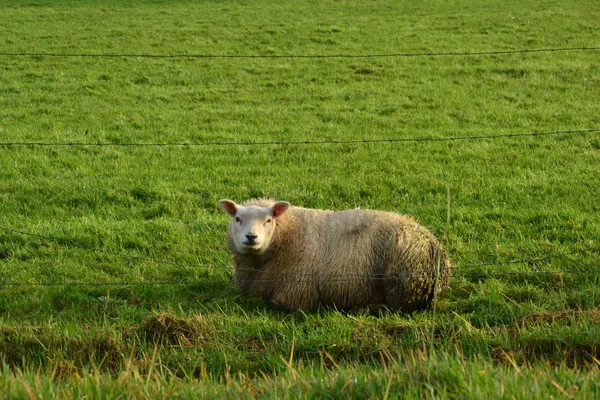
[1,128,599,148]
[1,46,599,59]
[0,224,597,288]
[2,268,600,288]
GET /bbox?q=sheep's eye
[265,218,272,225]
[235,217,242,224]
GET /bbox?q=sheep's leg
[347,303,392,316]
[267,298,296,312]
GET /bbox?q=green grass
[1,0,599,397]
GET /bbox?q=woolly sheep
[219,198,451,313]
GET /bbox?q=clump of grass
[137,312,209,347]
[490,307,600,368]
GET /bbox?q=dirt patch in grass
[84,335,124,370]
[384,324,410,337]
[493,339,599,369]
[517,307,600,328]
[0,325,125,373]
[137,312,209,347]
[493,307,600,368]
[0,326,46,366]
[239,336,266,352]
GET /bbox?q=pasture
[0,0,599,397]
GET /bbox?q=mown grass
[1,0,599,397]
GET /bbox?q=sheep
[218,198,451,313]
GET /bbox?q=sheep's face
[219,200,290,255]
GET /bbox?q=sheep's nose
[245,233,258,243]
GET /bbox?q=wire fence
[1,128,599,148]
[0,224,597,288]
[1,46,599,59]
[2,268,600,288]
[1,43,598,288]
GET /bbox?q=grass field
[1,0,599,398]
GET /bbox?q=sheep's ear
[271,201,290,218]
[219,199,238,217]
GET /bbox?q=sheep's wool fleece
[225,199,452,312]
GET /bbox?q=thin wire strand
[0,224,448,277]
[0,46,598,59]
[1,269,599,288]
[1,224,597,273]
[0,224,597,282]
[0,225,231,271]
[450,246,599,270]
[1,128,599,148]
